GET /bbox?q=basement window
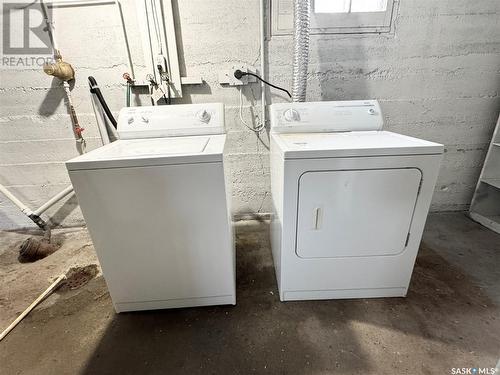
[271,0,396,36]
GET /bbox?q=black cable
[150,91,155,106]
[234,70,292,99]
[157,64,171,105]
[88,76,117,129]
[166,82,171,105]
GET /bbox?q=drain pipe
[0,1,76,258]
[291,0,311,102]
[0,184,73,229]
[32,185,74,217]
[0,185,41,227]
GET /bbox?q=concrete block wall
[0,0,147,229]
[268,0,500,211]
[0,0,499,229]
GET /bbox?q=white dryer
[270,100,443,301]
[66,103,235,312]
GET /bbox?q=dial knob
[283,109,300,122]
[141,116,149,123]
[127,116,134,124]
[197,109,211,123]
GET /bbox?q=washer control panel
[270,100,383,133]
[117,103,225,139]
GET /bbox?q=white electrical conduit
[259,0,266,128]
[239,87,265,132]
[40,0,59,57]
[240,0,266,133]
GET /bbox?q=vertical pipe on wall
[260,0,266,126]
[291,0,311,102]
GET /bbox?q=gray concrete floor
[0,212,499,375]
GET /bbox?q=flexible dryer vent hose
[291,0,311,102]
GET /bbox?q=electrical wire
[235,69,291,132]
[235,70,292,99]
[166,80,171,104]
[239,86,265,133]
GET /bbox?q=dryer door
[296,168,422,258]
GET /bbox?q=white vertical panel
[135,0,182,97]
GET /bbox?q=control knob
[283,109,300,122]
[197,109,211,123]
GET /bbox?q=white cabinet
[470,114,500,233]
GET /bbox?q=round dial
[283,109,300,122]
[197,109,211,123]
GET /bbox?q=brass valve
[43,52,74,81]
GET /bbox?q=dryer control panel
[117,103,225,139]
[270,100,383,133]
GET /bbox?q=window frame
[271,0,397,36]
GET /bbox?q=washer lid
[66,135,225,170]
[272,131,443,159]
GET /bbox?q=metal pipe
[63,81,86,154]
[33,185,74,216]
[44,0,114,6]
[40,0,59,59]
[42,0,134,79]
[114,0,136,79]
[260,0,266,127]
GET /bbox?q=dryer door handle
[313,207,322,230]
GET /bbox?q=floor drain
[59,264,99,292]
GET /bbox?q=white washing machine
[270,100,444,301]
[66,103,235,312]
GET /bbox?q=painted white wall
[0,0,499,229]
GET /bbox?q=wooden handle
[0,274,66,342]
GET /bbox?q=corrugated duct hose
[291,0,311,102]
